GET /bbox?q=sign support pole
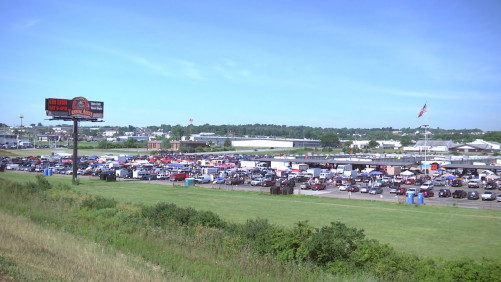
[72,118,78,184]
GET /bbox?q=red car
[261,179,276,187]
[347,185,360,192]
[225,177,244,185]
[395,187,407,195]
[419,188,435,197]
[404,179,415,185]
[311,183,326,191]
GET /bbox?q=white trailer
[307,168,322,178]
[271,161,291,171]
[292,163,309,171]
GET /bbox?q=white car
[420,182,434,189]
[338,183,350,191]
[250,178,263,186]
[481,191,496,201]
[360,186,370,193]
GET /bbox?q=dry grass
[0,211,182,281]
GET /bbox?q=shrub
[81,196,116,210]
[306,222,365,267]
[142,202,178,226]
[189,210,226,229]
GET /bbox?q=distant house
[170,140,207,151]
[470,139,501,152]
[147,140,162,150]
[37,134,61,142]
[403,140,455,153]
[0,134,17,147]
[450,142,495,154]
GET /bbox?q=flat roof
[441,164,501,171]
[253,157,415,167]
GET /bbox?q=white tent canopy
[400,170,414,176]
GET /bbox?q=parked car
[404,178,415,185]
[452,190,467,199]
[414,178,425,186]
[393,177,403,184]
[261,178,276,187]
[395,187,407,195]
[347,185,360,192]
[250,178,264,186]
[481,191,496,201]
[420,182,435,190]
[484,181,499,190]
[467,179,481,188]
[406,187,419,196]
[438,188,451,198]
[280,179,295,188]
[300,181,311,190]
[311,182,326,191]
[360,185,370,193]
[213,176,225,184]
[369,187,383,194]
[338,183,350,191]
[388,184,400,194]
[432,178,446,187]
[497,194,501,202]
[467,191,479,200]
[194,174,211,184]
[419,188,434,197]
[225,177,244,185]
[451,179,463,187]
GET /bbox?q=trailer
[292,163,309,171]
[306,168,322,178]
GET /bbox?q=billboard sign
[45,97,103,119]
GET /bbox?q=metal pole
[72,118,78,184]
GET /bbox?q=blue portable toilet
[43,168,48,176]
[417,193,424,205]
[185,178,195,186]
[406,192,415,204]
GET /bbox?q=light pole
[18,114,24,149]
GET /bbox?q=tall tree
[320,133,340,148]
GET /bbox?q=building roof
[414,140,454,147]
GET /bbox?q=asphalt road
[143,179,501,211]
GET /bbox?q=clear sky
[1,0,501,131]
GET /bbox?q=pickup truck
[481,191,496,201]
[194,174,211,184]
[452,190,467,199]
[169,172,188,181]
[467,180,481,188]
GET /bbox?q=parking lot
[136,177,501,211]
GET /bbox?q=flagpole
[424,102,428,178]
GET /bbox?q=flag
[418,103,427,118]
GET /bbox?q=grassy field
[0,211,177,281]
[2,171,500,261]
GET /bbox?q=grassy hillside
[2,171,500,260]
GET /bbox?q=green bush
[142,202,178,226]
[81,196,116,210]
[306,222,365,267]
[189,210,226,228]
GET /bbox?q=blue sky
[1,0,501,131]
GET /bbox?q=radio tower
[189,118,193,136]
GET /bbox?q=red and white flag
[418,103,427,118]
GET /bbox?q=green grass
[2,171,501,261]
